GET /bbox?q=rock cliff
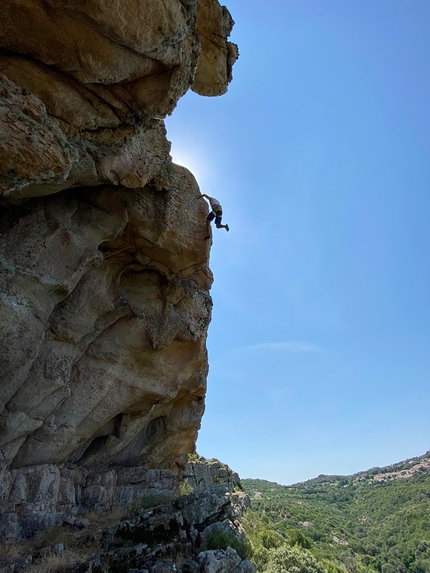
[0,0,237,478]
[0,460,255,573]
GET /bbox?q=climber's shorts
[207,209,222,226]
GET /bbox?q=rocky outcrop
[0,464,178,542]
[193,0,238,97]
[0,0,237,478]
[0,0,238,200]
[185,457,241,491]
[0,460,255,573]
[0,170,212,472]
[0,457,243,542]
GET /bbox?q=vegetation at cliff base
[242,453,430,573]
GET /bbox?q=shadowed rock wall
[0,460,255,573]
[0,0,237,477]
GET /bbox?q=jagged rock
[1,460,254,573]
[91,467,252,572]
[0,0,237,200]
[185,459,241,490]
[0,0,200,124]
[0,464,177,540]
[192,0,239,96]
[0,74,174,199]
[150,561,178,573]
[0,460,248,544]
[200,518,246,548]
[197,548,255,573]
[0,75,78,198]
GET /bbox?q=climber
[199,194,229,240]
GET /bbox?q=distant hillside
[242,452,430,573]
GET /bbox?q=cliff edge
[0,0,237,510]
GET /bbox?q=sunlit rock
[0,0,236,476]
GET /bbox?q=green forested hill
[241,452,430,573]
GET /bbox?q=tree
[288,530,312,550]
[260,528,284,550]
[264,544,327,573]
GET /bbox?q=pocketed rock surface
[0,0,237,480]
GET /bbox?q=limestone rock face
[192,0,239,96]
[0,0,236,474]
[0,460,255,573]
[0,0,238,200]
[0,458,245,542]
[0,171,212,472]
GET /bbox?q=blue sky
[165,0,430,485]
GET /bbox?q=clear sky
[165,0,430,485]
